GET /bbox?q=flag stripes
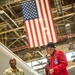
[21,0,58,48]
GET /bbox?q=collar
[51,50,55,56]
[10,67,19,72]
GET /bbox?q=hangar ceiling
[0,0,75,61]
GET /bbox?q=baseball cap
[47,42,56,48]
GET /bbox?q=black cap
[47,42,56,48]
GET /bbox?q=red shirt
[50,50,68,75]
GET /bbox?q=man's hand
[49,69,54,74]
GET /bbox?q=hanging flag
[21,0,58,48]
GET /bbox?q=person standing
[3,58,24,75]
[46,42,68,75]
[45,54,51,75]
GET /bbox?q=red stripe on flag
[35,19,44,46]
[42,0,53,43]
[49,6,58,42]
[34,20,40,46]
[24,21,30,47]
[48,1,58,42]
[39,0,49,44]
[38,0,47,45]
[32,20,38,47]
[46,0,54,42]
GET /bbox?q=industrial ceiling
[0,0,75,61]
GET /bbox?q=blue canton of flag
[21,0,39,20]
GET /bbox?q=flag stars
[21,0,39,20]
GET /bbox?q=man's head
[9,58,16,69]
[46,42,56,55]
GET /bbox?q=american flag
[21,0,58,48]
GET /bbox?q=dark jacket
[45,63,50,75]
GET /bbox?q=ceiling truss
[0,0,75,61]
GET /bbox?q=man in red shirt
[46,42,68,75]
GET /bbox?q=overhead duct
[0,0,21,6]
[0,10,18,28]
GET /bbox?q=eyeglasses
[46,47,54,50]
